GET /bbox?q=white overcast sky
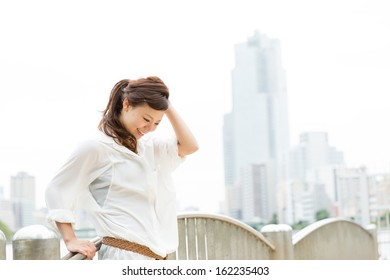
[1,0,390,212]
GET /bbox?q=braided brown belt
[102,236,166,260]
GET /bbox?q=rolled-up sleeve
[154,136,185,172]
[45,140,107,228]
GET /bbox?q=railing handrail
[61,236,102,260]
[292,217,373,245]
[177,211,276,249]
[57,214,380,260]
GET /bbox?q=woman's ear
[123,98,130,112]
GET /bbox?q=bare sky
[1,0,390,212]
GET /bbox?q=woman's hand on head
[164,103,199,157]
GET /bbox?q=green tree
[0,220,13,240]
[378,211,390,227]
[291,220,309,230]
[315,209,330,221]
[268,213,278,224]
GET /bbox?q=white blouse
[45,131,185,258]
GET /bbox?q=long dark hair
[98,76,169,153]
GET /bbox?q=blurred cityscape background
[1,30,390,233]
[0,0,390,256]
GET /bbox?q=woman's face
[120,100,165,139]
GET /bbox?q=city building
[335,167,370,226]
[240,163,269,223]
[278,132,344,224]
[289,132,344,181]
[10,171,36,230]
[369,173,390,222]
[223,31,290,223]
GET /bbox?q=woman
[45,76,198,260]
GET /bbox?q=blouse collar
[95,130,145,157]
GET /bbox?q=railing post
[0,230,6,260]
[12,225,60,260]
[261,224,294,260]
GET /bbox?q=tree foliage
[315,209,330,221]
[0,220,13,241]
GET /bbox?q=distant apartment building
[282,179,333,224]
[335,167,370,226]
[223,31,289,223]
[10,171,36,229]
[282,163,386,226]
[369,173,390,223]
[290,132,344,181]
[280,132,344,224]
[370,174,390,211]
[240,163,271,223]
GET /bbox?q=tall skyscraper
[223,31,290,223]
[10,171,36,229]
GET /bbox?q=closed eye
[144,116,160,126]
